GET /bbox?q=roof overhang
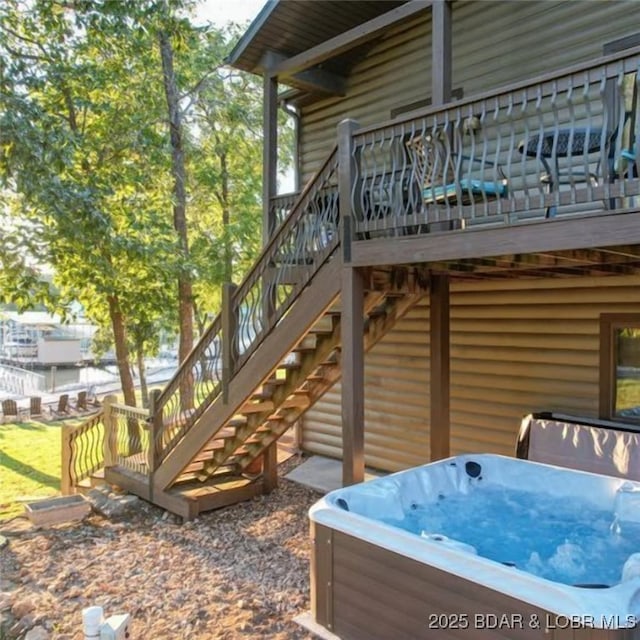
[227,0,430,103]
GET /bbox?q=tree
[0,0,178,409]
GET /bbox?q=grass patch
[0,418,83,520]
[616,377,640,413]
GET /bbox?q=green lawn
[616,377,640,413]
[0,418,82,520]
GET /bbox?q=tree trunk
[159,29,194,410]
[107,295,139,453]
[136,337,149,409]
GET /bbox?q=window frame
[599,313,640,423]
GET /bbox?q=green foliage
[0,1,290,396]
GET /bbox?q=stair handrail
[61,411,106,494]
[153,145,337,413]
[151,145,340,463]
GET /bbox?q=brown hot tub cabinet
[308,454,640,640]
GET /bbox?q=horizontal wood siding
[302,303,430,471]
[299,2,636,181]
[302,275,640,471]
[450,275,640,456]
[300,12,430,183]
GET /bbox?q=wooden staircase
[63,145,427,519]
[143,262,425,519]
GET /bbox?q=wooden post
[60,425,72,495]
[263,442,278,493]
[430,274,450,460]
[338,118,360,263]
[432,0,452,106]
[102,394,117,467]
[338,117,365,485]
[262,72,278,245]
[222,283,238,404]
[148,388,162,473]
[342,266,365,486]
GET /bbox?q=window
[600,314,640,422]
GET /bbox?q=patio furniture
[75,390,88,412]
[517,128,613,218]
[52,393,70,418]
[1,399,19,423]
[29,396,44,419]
[406,132,509,207]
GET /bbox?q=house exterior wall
[301,274,640,471]
[298,1,637,183]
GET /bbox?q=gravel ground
[0,458,321,640]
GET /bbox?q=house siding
[301,274,640,471]
[298,1,637,183]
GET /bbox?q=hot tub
[309,454,640,640]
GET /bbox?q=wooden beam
[430,274,450,460]
[262,72,278,244]
[270,1,431,78]
[342,266,365,486]
[338,118,360,263]
[350,211,640,267]
[222,283,238,404]
[263,442,278,493]
[431,0,452,105]
[288,67,346,96]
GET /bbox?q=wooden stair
[148,264,426,518]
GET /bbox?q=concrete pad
[285,455,383,493]
[293,612,341,640]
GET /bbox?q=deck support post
[339,117,365,486]
[342,266,365,486]
[102,394,117,467]
[263,442,278,493]
[432,0,452,106]
[262,71,278,245]
[60,425,72,495]
[430,274,450,460]
[148,389,162,473]
[222,283,239,404]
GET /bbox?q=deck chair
[52,393,70,418]
[29,396,44,419]
[75,390,88,412]
[406,132,508,208]
[1,399,19,423]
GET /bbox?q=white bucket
[82,606,104,639]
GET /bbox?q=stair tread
[171,475,254,496]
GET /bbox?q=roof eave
[225,0,278,72]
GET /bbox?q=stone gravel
[0,458,320,640]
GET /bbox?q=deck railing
[349,46,640,239]
[269,191,300,233]
[104,399,150,477]
[0,363,46,395]
[61,411,105,494]
[151,146,339,466]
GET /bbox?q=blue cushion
[423,179,508,202]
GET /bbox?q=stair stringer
[196,289,427,481]
[152,257,342,492]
